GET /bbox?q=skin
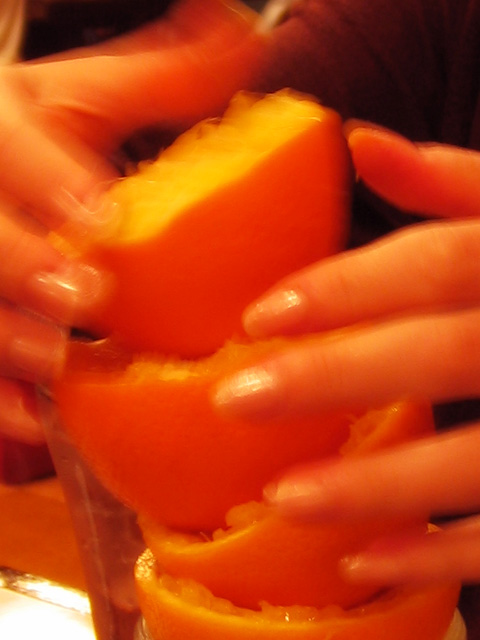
[0,0,264,442]
[213,124,480,585]
[3,0,480,586]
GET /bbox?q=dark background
[22,0,266,60]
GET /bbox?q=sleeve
[246,0,477,245]
[251,0,468,142]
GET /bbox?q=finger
[214,307,480,418]
[20,0,264,144]
[342,515,480,585]
[264,424,480,522]
[243,219,480,338]
[0,301,66,383]
[3,0,264,227]
[346,122,480,219]
[0,72,119,228]
[0,205,107,324]
[0,378,45,444]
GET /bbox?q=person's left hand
[213,124,480,585]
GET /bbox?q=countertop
[0,476,95,639]
[1,476,480,639]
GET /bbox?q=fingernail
[340,553,378,582]
[264,472,334,519]
[263,477,311,509]
[340,552,404,586]
[263,457,351,520]
[344,119,418,154]
[8,324,67,382]
[343,119,391,139]
[243,289,308,338]
[27,261,106,325]
[339,525,430,585]
[213,366,282,419]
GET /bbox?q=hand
[213,124,480,584]
[0,0,265,443]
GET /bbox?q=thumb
[4,0,266,228]
[27,0,267,145]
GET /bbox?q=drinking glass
[39,388,145,640]
[38,386,467,640]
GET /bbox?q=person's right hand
[0,0,265,443]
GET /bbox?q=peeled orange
[130,384,460,640]
[140,502,395,611]
[137,399,436,611]
[135,551,460,640]
[56,89,350,356]
[53,336,356,532]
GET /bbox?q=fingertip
[344,119,418,167]
[242,288,308,338]
[343,118,374,143]
[338,551,406,587]
[28,260,110,327]
[343,119,380,150]
[338,548,420,587]
[344,119,399,145]
[262,461,343,520]
[338,553,373,583]
[212,366,282,419]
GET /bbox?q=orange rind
[53,336,356,532]
[54,90,351,356]
[135,550,460,640]
[140,502,409,611]
[138,399,436,610]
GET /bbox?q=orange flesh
[61,90,351,355]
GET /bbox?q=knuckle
[301,340,348,406]
[302,255,363,324]
[435,310,480,395]
[414,221,480,301]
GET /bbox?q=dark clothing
[255,0,480,146]
[250,0,480,243]
[252,1,480,435]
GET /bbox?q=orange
[56,89,351,356]
[135,550,460,640]
[52,336,357,532]
[138,400,435,610]
[139,502,417,613]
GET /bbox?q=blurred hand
[213,124,480,584]
[0,0,265,442]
